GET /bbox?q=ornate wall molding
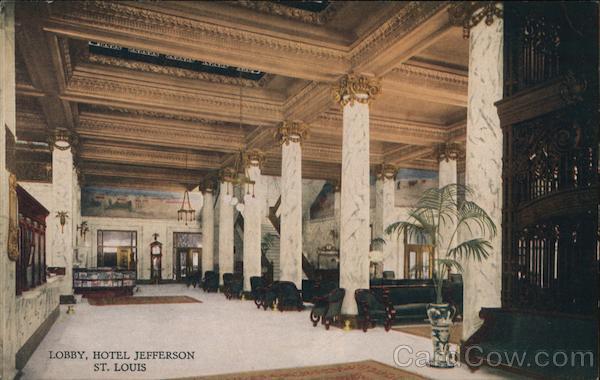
[232,1,341,26]
[85,53,274,88]
[448,1,503,39]
[332,74,381,107]
[274,120,309,145]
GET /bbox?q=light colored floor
[22,284,520,380]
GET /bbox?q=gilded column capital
[48,129,78,152]
[332,73,381,107]
[218,167,236,183]
[274,120,309,145]
[435,142,464,162]
[244,149,265,169]
[375,164,397,180]
[448,1,503,39]
[199,177,217,193]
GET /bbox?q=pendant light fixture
[177,151,196,225]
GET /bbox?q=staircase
[268,196,317,280]
[261,221,280,281]
[235,212,275,281]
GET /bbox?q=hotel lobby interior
[0,1,598,379]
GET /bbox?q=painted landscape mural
[395,169,439,207]
[82,186,203,220]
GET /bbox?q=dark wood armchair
[202,271,219,293]
[310,288,345,329]
[355,289,394,332]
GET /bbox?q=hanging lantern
[177,190,195,225]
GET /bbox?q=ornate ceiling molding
[350,1,448,67]
[66,75,283,124]
[391,63,467,87]
[79,143,222,170]
[232,1,341,26]
[84,53,274,88]
[49,1,346,63]
[77,116,244,153]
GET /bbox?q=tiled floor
[22,284,520,379]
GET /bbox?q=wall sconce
[56,211,69,233]
[77,221,89,239]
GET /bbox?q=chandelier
[221,151,256,214]
[177,151,196,225]
[177,190,196,225]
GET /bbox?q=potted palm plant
[385,184,496,368]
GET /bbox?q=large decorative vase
[426,303,456,368]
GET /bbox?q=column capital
[274,120,309,145]
[199,177,217,193]
[448,1,503,39]
[48,128,78,152]
[375,163,397,180]
[435,142,464,162]
[218,167,236,183]
[332,73,381,107]
[244,149,265,169]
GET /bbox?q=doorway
[173,233,202,282]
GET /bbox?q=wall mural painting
[309,182,335,220]
[395,169,439,207]
[82,186,203,220]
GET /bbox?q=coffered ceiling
[14,1,468,190]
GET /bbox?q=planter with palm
[385,183,496,368]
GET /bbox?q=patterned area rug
[177,360,425,379]
[393,323,462,345]
[87,296,201,306]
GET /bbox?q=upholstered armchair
[355,289,393,332]
[202,271,219,293]
[262,281,280,310]
[276,281,304,311]
[310,288,345,329]
[222,273,234,297]
[225,274,244,300]
[250,276,266,308]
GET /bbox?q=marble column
[462,11,503,340]
[200,180,215,274]
[0,4,17,378]
[218,170,235,285]
[374,164,398,275]
[276,121,307,288]
[50,130,76,295]
[436,143,460,257]
[333,181,341,246]
[242,150,264,291]
[333,74,381,316]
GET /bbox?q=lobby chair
[225,274,244,300]
[250,276,266,308]
[310,288,345,330]
[222,273,234,296]
[202,271,219,293]
[276,281,304,311]
[262,281,281,310]
[382,271,395,280]
[355,289,392,332]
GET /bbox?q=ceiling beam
[77,112,245,153]
[78,142,223,171]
